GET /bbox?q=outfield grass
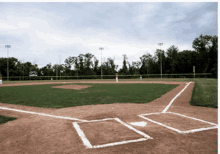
[189,79,218,108]
[0,115,17,124]
[0,83,177,108]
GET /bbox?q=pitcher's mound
[52,85,91,90]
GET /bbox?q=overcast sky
[0,2,218,70]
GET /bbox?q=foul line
[162,82,192,113]
[0,106,88,122]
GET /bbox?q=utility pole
[158,43,163,78]
[5,45,11,81]
[99,47,104,80]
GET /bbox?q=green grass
[0,115,17,124]
[189,79,218,108]
[1,78,218,109]
[0,83,177,108]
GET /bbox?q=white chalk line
[0,106,88,122]
[72,122,93,148]
[138,112,218,134]
[72,118,153,149]
[92,138,147,149]
[115,118,153,139]
[162,82,192,113]
[166,112,217,126]
[181,125,218,134]
[138,114,182,133]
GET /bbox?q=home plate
[129,122,147,127]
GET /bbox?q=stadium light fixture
[158,43,163,78]
[99,47,104,80]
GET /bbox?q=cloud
[196,12,216,28]
[18,22,31,28]
[0,22,17,30]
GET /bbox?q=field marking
[73,118,152,149]
[162,82,192,113]
[181,125,218,134]
[92,138,147,149]
[0,106,88,122]
[138,112,218,134]
[72,122,93,148]
[166,112,217,126]
[138,114,182,133]
[115,118,153,139]
[129,121,147,127]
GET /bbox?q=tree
[64,56,74,69]
[155,49,166,74]
[118,54,129,75]
[166,45,179,74]
[192,34,212,73]
[83,53,95,75]
[139,53,152,74]
[207,35,218,78]
[107,57,118,75]
[93,56,99,75]
[78,54,84,75]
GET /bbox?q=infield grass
[0,83,177,108]
[0,115,17,124]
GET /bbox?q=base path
[0,81,218,154]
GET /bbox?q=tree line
[0,34,217,78]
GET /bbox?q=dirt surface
[0,81,218,154]
[52,84,91,90]
[144,113,214,131]
[78,120,144,145]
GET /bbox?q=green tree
[207,35,218,78]
[118,54,129,75]
[83,53,95,75]
[93,56,99,75]
[155,49,166,74]
[192,34,212,73]
[166,45,179,74]
[78,54,84,75]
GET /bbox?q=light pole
[158,43,163,78]
[99,47,104,80]
[5,45,11,81]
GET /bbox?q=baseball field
[0,78,218,154]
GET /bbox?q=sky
[0,2,218,70]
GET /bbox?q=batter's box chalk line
[72,118,153,149]
[138,112,218,134]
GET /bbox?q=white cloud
[179,2,204,9]
[196,12,215,28]
[0,22,18,29]
[18,22,31,28]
